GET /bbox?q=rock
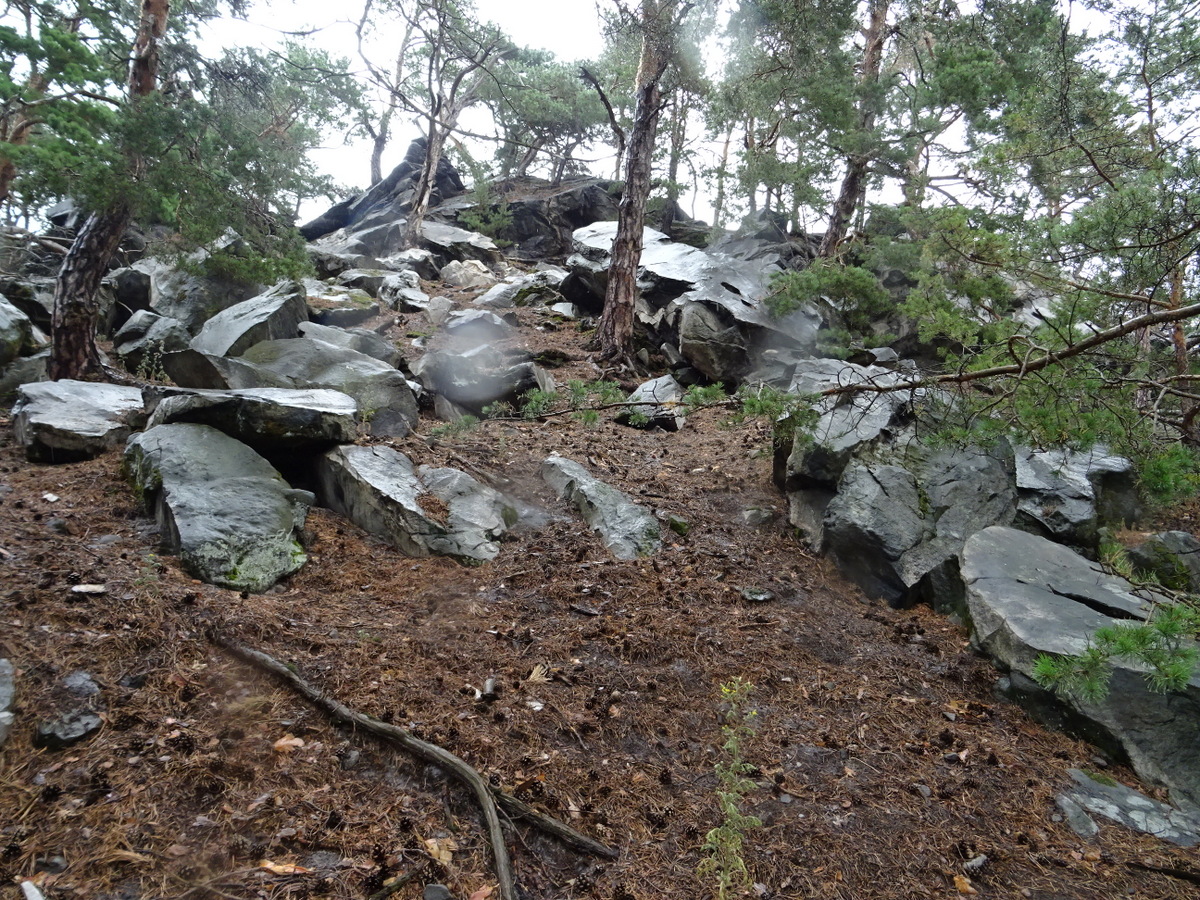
[12,381,147,463]
[439,259,497,289]
[616,375,687,431]
[566,222,822,382]
[237,339,418,438]
[443,309,513,341]
[421,222,501,268]
[336,268,391,296]
[0,712,12,748]
[124,424,312,591]
[298,322,403,367]
[540,456,662,559]
[475,176,620,259]
[1015,447,1141,551]
[473,267,567,309]
[317,445,517,564]
[422,885,454,900]
[1059,769,1200,847]
[962,526,1200,811]
[34,709,103,749]
[0,349,49,401]
[0,295,35,366]
[121,256,262,334]
[112,310,190,372]
[0,658,14,712]
[1126,531,1200,592]
[380,248,440,280]
[190,281,309,357]
[63,671,100,697]
[380,270,431,311]
[412,345,552,413]
[145,387,358,454]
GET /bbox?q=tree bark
[817,0,889,258]
[597,0,681,365]
[49,0,169,381]
[49,206,131,380]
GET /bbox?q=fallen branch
[209,632,618,897]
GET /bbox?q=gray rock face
[124,424,311,591]
[1016,447,1141,551]
[412,345,552,413]
[190,281,309,357]
[298,322,403,367]
[0,295,35,366]
[961,526,1200,811]
[1127,531,1200,592]
[473,268,567,309]
[443,309,513,341]
[420,222,501,267]
[540,456,662,559]
[146,387,358,453]
[235,339,418,438]
[317,445,516,564]
[1057,769,1200,847]
[0,349,48,401]
[0,658,12,749]
[439,259,497,288]
[112,309,190,372]
[117,256,262,334]
[617,375,687,431]
[567,223,821,382]
[379,270,431,310]
[12,381,147,463]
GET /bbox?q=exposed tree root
[208,631,619,900]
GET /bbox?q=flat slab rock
[12,380,147,463]
[540,456,662,560]
[1057,769,1200,847]
[145,386,358,453]
[962,525,1200,811]
[317,444,517,564]
[124,423,312,592]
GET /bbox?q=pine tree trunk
[49,206,130,380]
[401,119,448,250]
[597,34,666,365]
[817,0,889,258]
[49,0,167,380]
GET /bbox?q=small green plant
[1032,600,1200,702]
[519,388,559,419]
[454,143,514,245]
[697,677,762,900]
[428,414,481,441]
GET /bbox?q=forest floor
[1,272,1199,900]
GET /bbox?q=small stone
[423,885,454,900]
[43,493,59,503]
[70,584,107,596]
[0,658,14,711]
[667,515,690,537]
[0,711,14,748]
[740,587,776,604]
[47,517,70,534]
[35,709,103,749]
[302,850,343,870]
[911,783,932,799]
[63,671,100,696]
[35,855,68,874]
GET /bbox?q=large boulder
[412,345,553,414]
[540,456,662,560]
[961,526,1200,812]
[190,281,309,357]
[822,442,1018,610]
[317,445,516,564]
[1126,531,1200,592]
[565,223,821,382]
[112,309,190,373]
[616,375,688,431]
[112,256,262,334]
[124,424,311,591]
[145,387,358,454]
[298,322,403,367]
[0,296,35,366]
[1015,447,1141,551]
[12,381,147,463]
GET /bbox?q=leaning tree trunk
[401,113,449,250]
[49,206,131,380]
[597,0,680,365]
[49,0,168,381]
[817,0,889,258]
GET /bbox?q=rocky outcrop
[961,526,1200,812]
[124,424,311,591]
[1126,531,1200,592]
[12,381,147,463]
[189,281,309,357]
[317,445,517,564]
[412,345,553,414]
[112,310,190,372]
[540,456,662,560]
[1015,447,1142,551]
[565,223,821,383]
